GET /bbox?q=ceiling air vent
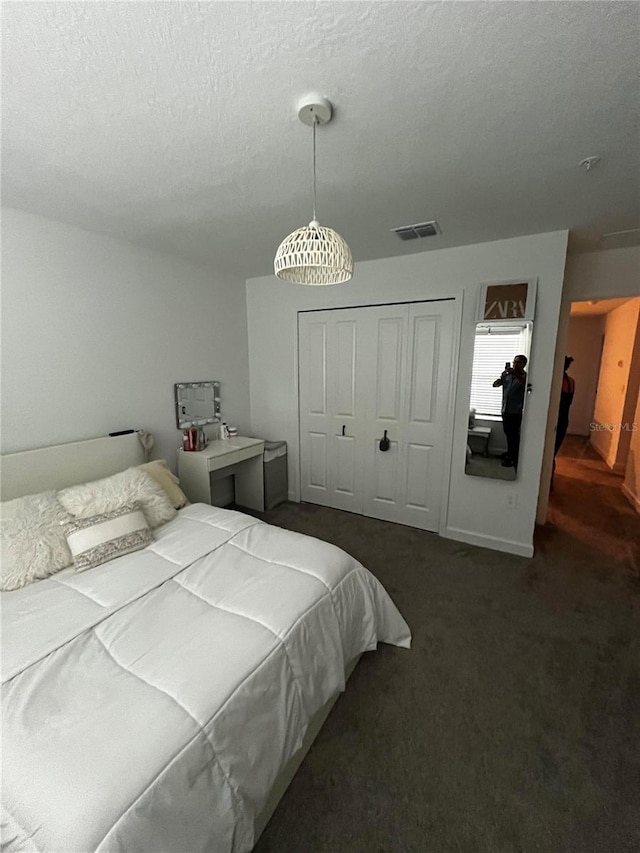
[391,220,441,241]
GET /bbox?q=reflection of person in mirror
[493,354,527,468]
[554,356,575,457]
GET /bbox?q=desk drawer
[207,444,263,472]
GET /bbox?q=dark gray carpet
[250,440,640,853]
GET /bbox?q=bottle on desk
[219,422,229,440]
[183,427,199,451]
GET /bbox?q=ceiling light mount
[578,156,601,172]
[274,95,353,285]
[297,95,332,127]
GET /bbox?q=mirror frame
[174,381,221,429]
[477,277,537,324]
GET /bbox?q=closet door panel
[334,435,357,497]
[408,316,438,424]
[375,318,404,421]
[299,314,333,507]
[371,439,400,505]
[299,310,364,513]
[308,432,328,489]
[329,315,363,512]
[306,322,327,414]
[400,302,455,531]
[361,306,408,524]
[334,320,357,417]
[405,443,432,509]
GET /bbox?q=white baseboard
[621,482,640,515]
[444,526,534,558]
[283,500,534,556]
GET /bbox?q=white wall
[565,315,606,435]
[246,231,568,558]
[1,209,250,468]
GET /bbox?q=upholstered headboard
[0,434,145,501]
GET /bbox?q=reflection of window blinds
[470,326,528,416]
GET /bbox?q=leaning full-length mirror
[465,321,533,481]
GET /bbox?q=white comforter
[1,504,410,853]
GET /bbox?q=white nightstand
[467,425,492,457]
[178,437,265,511]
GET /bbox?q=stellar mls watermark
[590,422,638,432]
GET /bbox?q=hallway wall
[591,298,640,472]
[565,315,605,436]
[622,392,640,513]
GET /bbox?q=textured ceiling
[3,1,639,278]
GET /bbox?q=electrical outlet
[506,493,518,510]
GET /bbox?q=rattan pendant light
[274,96,353,285]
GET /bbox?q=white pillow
[63,504,153,572]
[1,491,73,590]
[137,460,188,509]
[57,467,177,529]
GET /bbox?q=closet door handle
[342,425,346,436]
[379,430,390,452]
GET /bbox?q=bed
[0,434,411,852]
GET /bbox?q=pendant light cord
[312,115,317,223]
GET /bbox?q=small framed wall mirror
[175,381,221,429]
[465,279,536,481]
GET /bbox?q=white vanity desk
[178,436,265,512]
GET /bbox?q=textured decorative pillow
[137,460,188,509]
[58,467,177,529]
[63,504,153,572]
[0,492,73,591]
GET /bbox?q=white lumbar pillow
[63,504,153,571]
[1,491,73,590]
[57,467,177,529]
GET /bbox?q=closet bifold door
[358,304,409,525]
[396,301,455,531]
[298,300,455,532]
[298,309,363,512]
[359,301,455,531]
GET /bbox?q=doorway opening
[547,297,640,562]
